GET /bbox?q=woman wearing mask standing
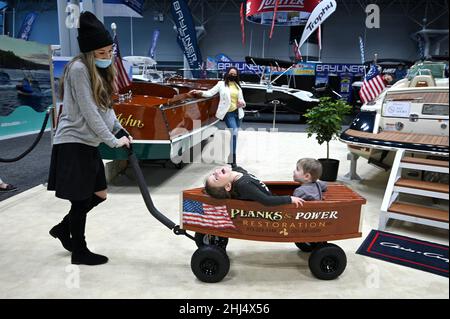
[47,12,132,266]
[190,67,246,166]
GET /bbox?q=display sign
[246,0,320,26]
[217,62,265,74]
[383,101,411,118]
[0,36,52,140]
[316,63,365,76]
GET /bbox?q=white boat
[340,60,449,171]
[123,55,170,83]
[242,56,319,117]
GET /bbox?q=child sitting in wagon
[292,158,328,200]
[205,166,304,208]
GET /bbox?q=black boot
[71,248,109,266]
[49,214,72,252]
[69,198,108,266]
[49,195,106,252]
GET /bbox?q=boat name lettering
[117,113,144,128]
[230,209,283,221]
[295,211,338,220]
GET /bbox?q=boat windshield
[407,62,448,80]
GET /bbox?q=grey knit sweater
[53,60,123,148]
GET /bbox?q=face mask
[95,58,112,69]
[228,75,237,82]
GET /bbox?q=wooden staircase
[379,149,449,230]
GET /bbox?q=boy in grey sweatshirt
[293,158,328,201]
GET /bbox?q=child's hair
[297,158,322,182]
[204,178,231,199]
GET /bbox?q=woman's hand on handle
[116,136,131,148]
[291,196,305,208]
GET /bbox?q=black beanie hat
[77,11,113,53]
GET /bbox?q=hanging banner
[171,0,203,75]
[148,29,160,59]
[358,36,365,65]
[240,3,246,45]
[103,0,145,17]
[17,12,38,41]
[298,0,336,49]
[246,0,320,26]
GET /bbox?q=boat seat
[409,75,436,88]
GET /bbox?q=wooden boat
[181,181,366,282]
[99,80,220,161]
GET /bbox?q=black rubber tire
[308,243,347,280]
[295,242,326,252]
[195,232,229,250]
[191,246,230,283]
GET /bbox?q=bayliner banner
[171,0,203,75]
[298,0,337,48]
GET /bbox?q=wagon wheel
[195,232,229,250]
[191,246,230,283]
[308,243,347,280]
[295,242,327,252]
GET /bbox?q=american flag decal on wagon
[182,200,236,229]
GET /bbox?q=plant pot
[318,158,340,182]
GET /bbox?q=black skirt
[47,143,107,201]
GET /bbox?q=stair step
[401,156,449,168]
[395,178,449,194]
[388,202,449,223]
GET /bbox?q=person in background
[0,177,17,192]
[394,63,408,81]
[189,67,246,166]
[382,73,394,86]
[47,11,132,266]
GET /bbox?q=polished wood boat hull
[99,81,219,160]
[182,182,366,243]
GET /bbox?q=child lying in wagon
[204,166,304,207]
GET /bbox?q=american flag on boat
[359,64,386,104]
[113,33,131,92]
[182,200,236,229]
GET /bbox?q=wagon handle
[127,146,177,230]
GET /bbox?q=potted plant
[304,97,352,181]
